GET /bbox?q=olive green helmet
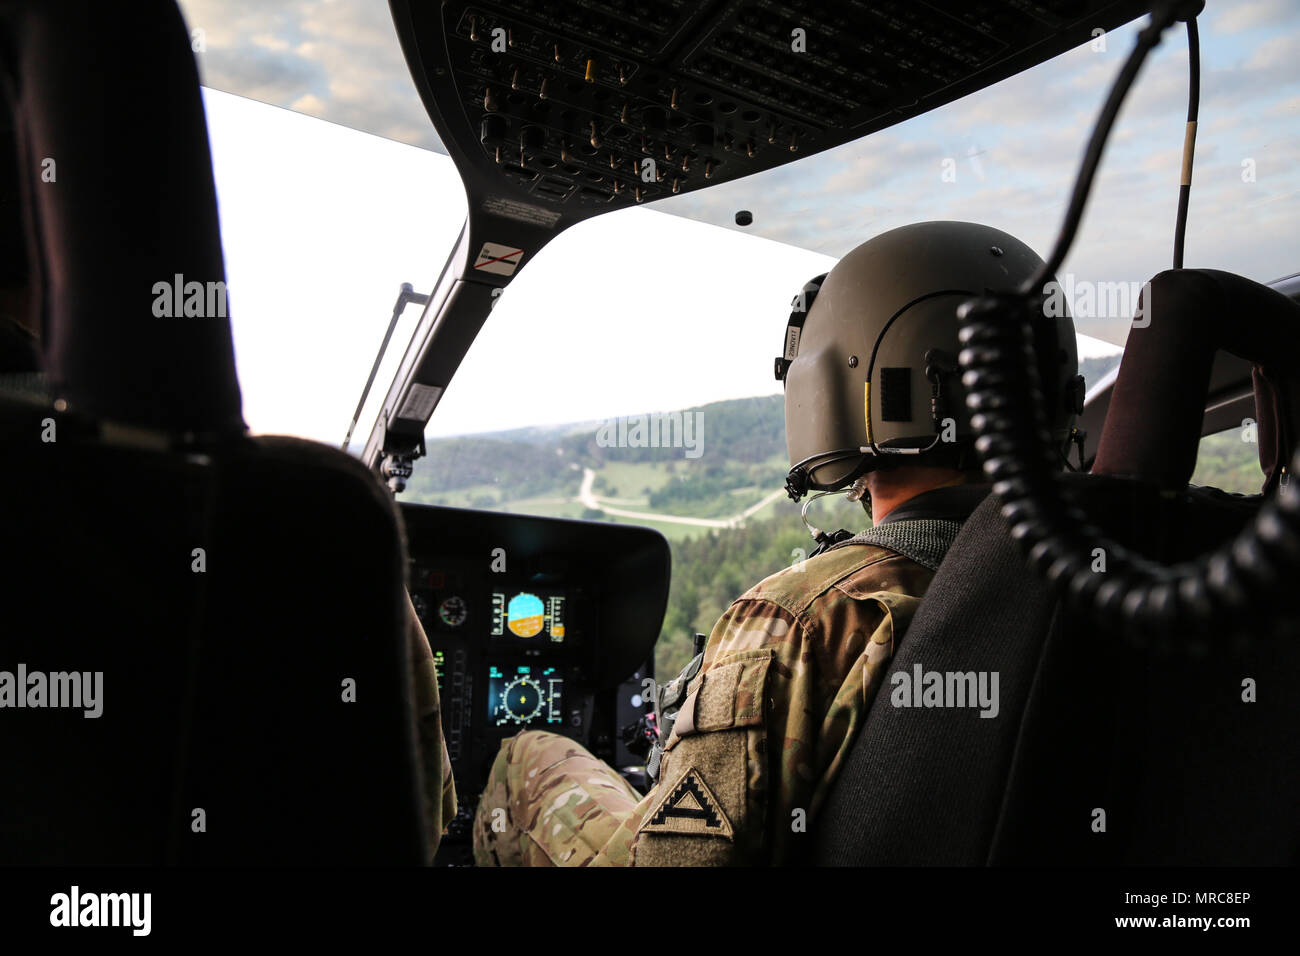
[776,221,1083,500]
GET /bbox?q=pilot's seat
[0,0,427,863]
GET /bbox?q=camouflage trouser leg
[472,730,640,866]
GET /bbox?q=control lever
[644,632,708,784]
[619,712,657,760]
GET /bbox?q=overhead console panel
[392,0,1151,227]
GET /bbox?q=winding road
[578,468,786,529]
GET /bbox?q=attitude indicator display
[488,664,564,727]
[490,590,567,642]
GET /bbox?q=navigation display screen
[488,664,565,728]
[490,589,567,643]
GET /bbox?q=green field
[405,481,505,509]
[594,460,673,499]
[491,495,587,520]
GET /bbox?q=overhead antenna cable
[1172,13,1201,269]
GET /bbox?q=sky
[189,0,1299,445]
[661,0,1300,289]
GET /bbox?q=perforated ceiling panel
[395,0,1150,221]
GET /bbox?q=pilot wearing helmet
[470,220,1083,866]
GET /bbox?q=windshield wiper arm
[342,282,430,453]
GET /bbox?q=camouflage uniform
[473,542,935,866]
[408,595,457,858]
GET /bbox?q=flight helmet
[776,221,1083,500]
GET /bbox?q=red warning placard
[473,242,524,276]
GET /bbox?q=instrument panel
[399,502,670,865]
[410,561,592,771]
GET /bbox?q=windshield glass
[195,3,1294,675]
[657,11,1300,345]
[203,89,466,445]
[394,11,1291,673]
[179,0,448,153]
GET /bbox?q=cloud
[251,32,290,52]
[657,9,1300,339]
[177,0,447,153]
[1209,0,1295,35]
[1248,32,1300,72]
[289,92,328,117]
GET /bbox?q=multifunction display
[490,589,566,643]
[488,664,565,728]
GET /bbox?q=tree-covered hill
[402,394,791,512]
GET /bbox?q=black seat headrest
[1093,268,1300,491]
[6,0,244,434]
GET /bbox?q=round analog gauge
[502,677,543,723]
[438,596,468,628]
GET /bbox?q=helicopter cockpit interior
[0,0,1296,923]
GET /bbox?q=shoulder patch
[639,766,734,840]
[743,544,901,617]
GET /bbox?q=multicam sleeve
[407,593,457,859]
[629,582,914,866]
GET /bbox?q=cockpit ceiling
[395,0,1151,219]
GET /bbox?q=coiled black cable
[956,2,1300,646]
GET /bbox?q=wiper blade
[342,282,429,453]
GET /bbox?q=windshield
[194,3,1293,675]
[203,88,466,445]
[396,12,1287,673]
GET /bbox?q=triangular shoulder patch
[639,766,734,840]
